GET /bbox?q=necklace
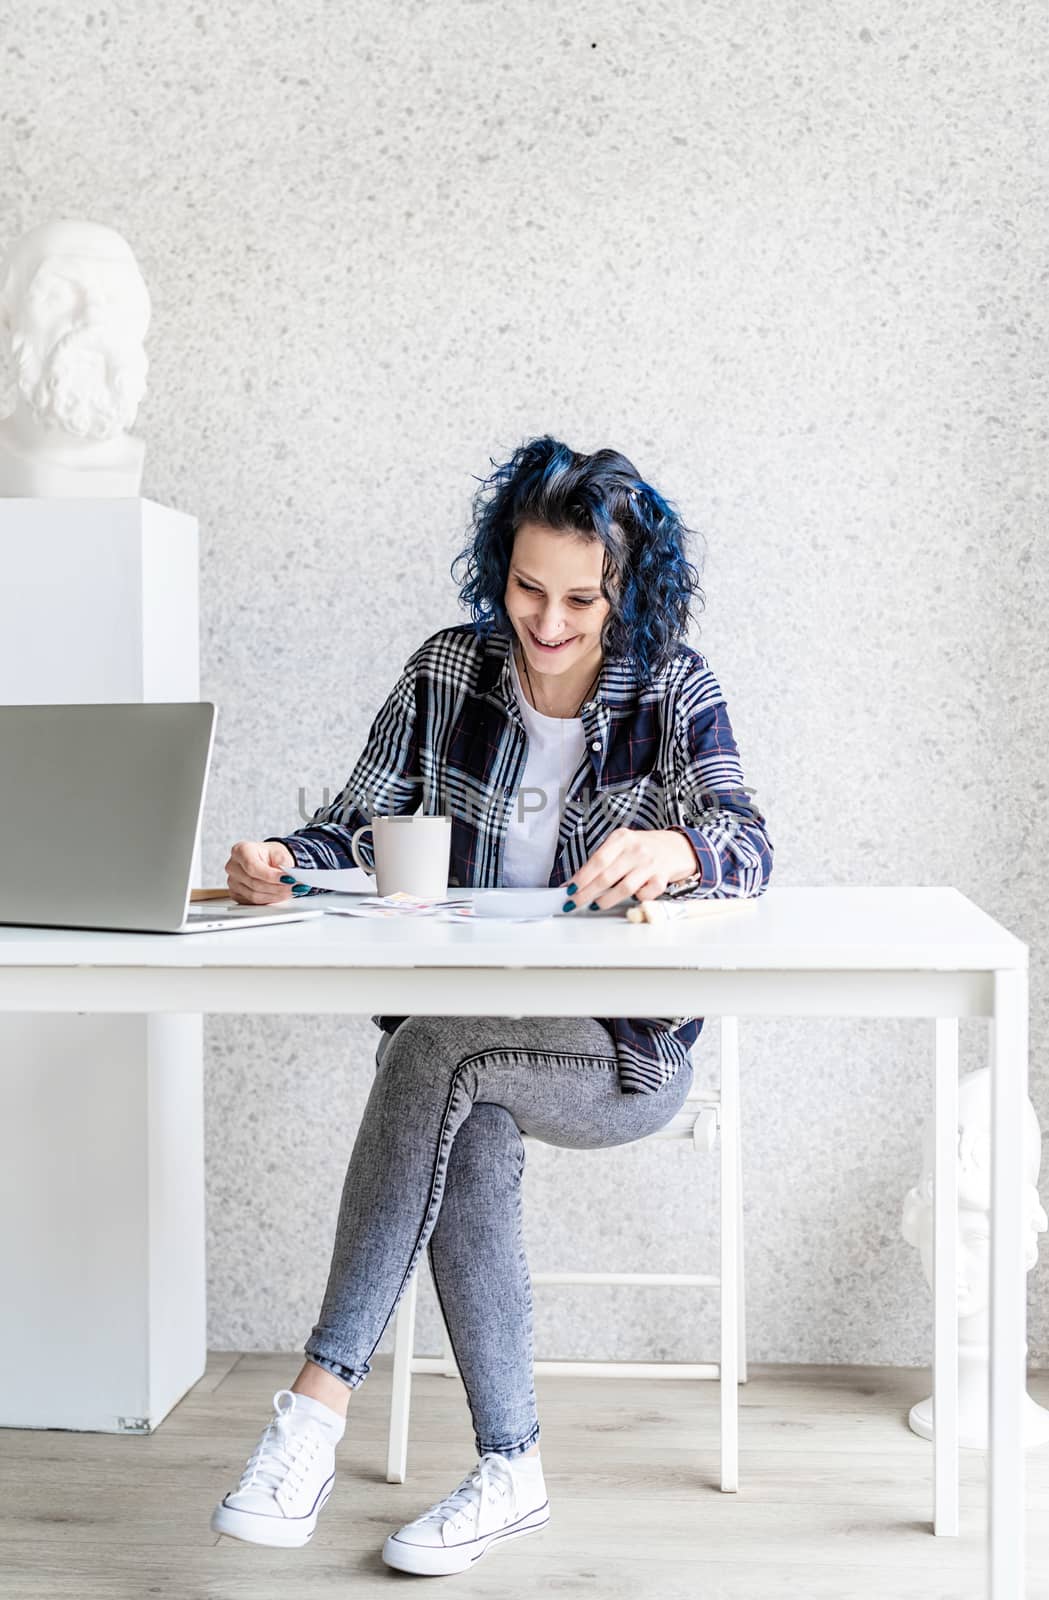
[519,643,602,720]
[517,641,603,811]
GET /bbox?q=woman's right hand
[224,839,298,904]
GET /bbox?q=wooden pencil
[625,898,758,925]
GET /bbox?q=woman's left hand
[561,828,699,912]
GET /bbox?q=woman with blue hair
[212,435,773,1574]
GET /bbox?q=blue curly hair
[449,435,706,684]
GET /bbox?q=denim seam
[364,1065,470,1375]
[514,1140,538,1430]
[427,1235,482,1440]
[305,1351,358,1388]
[306,1056,473,1386]
[476,1418,542,1458]
[426,1116,540,1457]
[455,1046,618,1073]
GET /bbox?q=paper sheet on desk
[324,892,471,919]
[316,886,575,921]
[286,873,592,922]
[284,868,472,918]
[282,867,378,894]
[442,887,622,921]
[440,887,570,920]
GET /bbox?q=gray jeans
[303,1014,695,1460]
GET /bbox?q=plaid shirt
[267,623,773,1093]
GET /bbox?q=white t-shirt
[502,645,587,888]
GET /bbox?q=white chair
[387,1017,746,1492]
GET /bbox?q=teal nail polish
[292,884,309,895]
[279,875,295,883]
[565,882,578,895]
[562,900,575,912]
[588,901,599,910]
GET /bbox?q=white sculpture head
[902,1068,1047,1319]
[0,220,151,496]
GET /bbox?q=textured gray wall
[3,2,1046,1370]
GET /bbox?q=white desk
[0,885,1029,1598]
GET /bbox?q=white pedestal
[908,1338,1049,1451]
[0,498,207,1432]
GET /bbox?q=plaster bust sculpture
[0,219,151,497]
[902,1067,1049,1447]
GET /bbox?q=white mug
[350,814,452,898]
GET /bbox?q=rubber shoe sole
[381,1499,550,1575]
[210,1473,335,1548]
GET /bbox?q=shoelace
[419,1453,518,1538]
[238,1392,323,1500]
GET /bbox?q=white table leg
[719,1016,740,1493]
[933,1017,959,1536]
[990,967,1028,1600]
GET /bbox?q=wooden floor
[3,1354,1048,1598]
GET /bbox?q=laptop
[0,702,326,934]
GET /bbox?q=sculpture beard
[10,321,147,441]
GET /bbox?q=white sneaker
[210,1388,341,1548]
[382,1451,550,1576]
